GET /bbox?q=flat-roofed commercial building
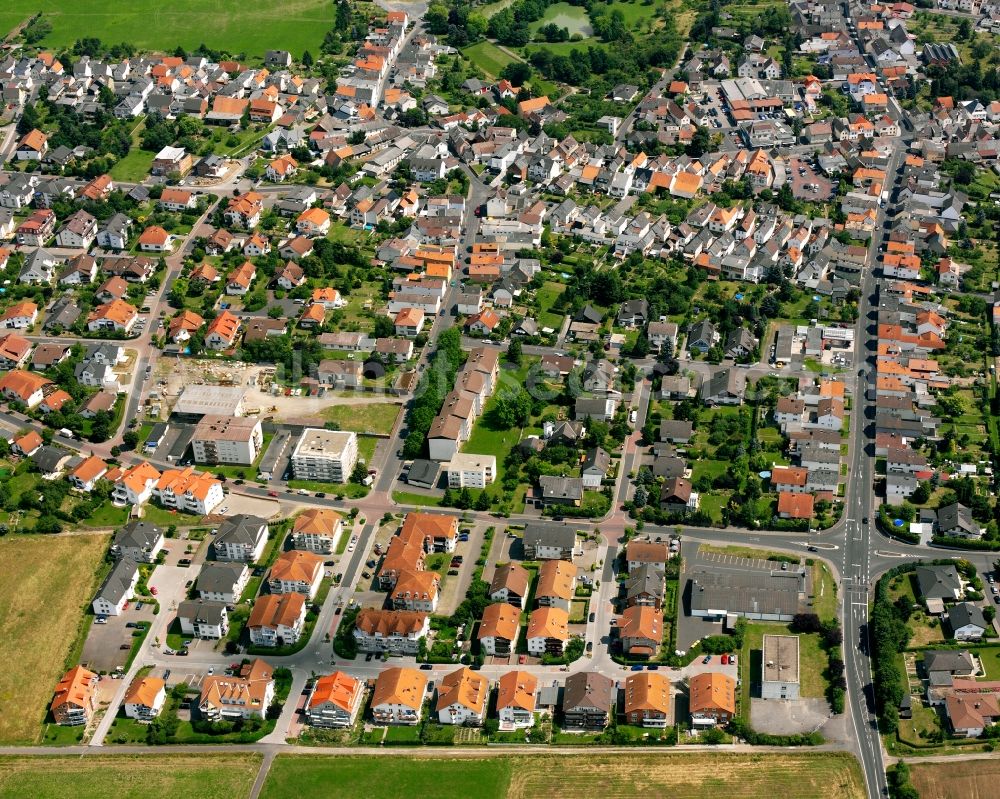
[761,634,800,700]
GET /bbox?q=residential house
[562,671,614,729]
[213,515,269,562]
[371,667,427,725]
[248,593,307,647]
[436,667,488,726]
[199,659,275,721]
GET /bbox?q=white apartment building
[446,452,496,489]
[291,428,358,483]
[191,415,264,466]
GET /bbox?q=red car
[150,586,158,596]
[268,490,278,497]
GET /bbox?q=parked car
[702,654,712,664]
[420,664,433,670]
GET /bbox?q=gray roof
[539,475,584,501]
[948,602,987,632]
[659,420,693,441]
[197,562,248,595]
[523,522,576,551]
[923,649,975,675]
[407,459,440,488]
[915,565,962,601]
[626,564,666,603]
[688,568,804,618]
[31,445,70,473]
[113,520,163,552]
[177,598,228,625]
[563,671,614,712]
[937,502,980,536]
[96,558,138,606]
[214,515,268,548]
[581,447,611,475]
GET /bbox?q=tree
[301,50,314,68]
[506,338,522,366]
[369,315,394,339]
[350,461,368,484]
[500,62,532,86]
[474,491,491,511]
[492,388,532,429]
[425,2,450,34]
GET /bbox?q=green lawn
[321,403,401,436]
[139,505,202,526]
[463,40,518,78]
[109,148,155,182]
[391,491,442,507]
[262,757,511,799]
[1,0,335,56]
[82,502,130,528]
[812,561,838,624]
[535,280,567,330]
[286,480,369,499]
[0,754,260,799]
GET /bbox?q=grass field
[321,402,401,436]
[0,754,260,799]
[0,534,109,745]
[261,753,865,799]
[108,148,155,182]
[463,40,519,78]
[0,0,333,57]
[910,757,1000,798]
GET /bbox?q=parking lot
[788,155,834,201]
[676,542,808,651]
[81,602,156,672]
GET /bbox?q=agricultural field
[910,757,1000,799]
[262,757,511,799]
[0,0,333,56]
[0,534,109,745]
[0,754,260,799]
[262,753,865,799]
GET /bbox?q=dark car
[807,546,818,552]
[862,516,869,525]
[420,664,433,670]
[588,612,595,622]
[335,607,342,615]
[586,642,593,653]
[365,653,374,662]
[315,492,326,498]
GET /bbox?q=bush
[727,718,822,746]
